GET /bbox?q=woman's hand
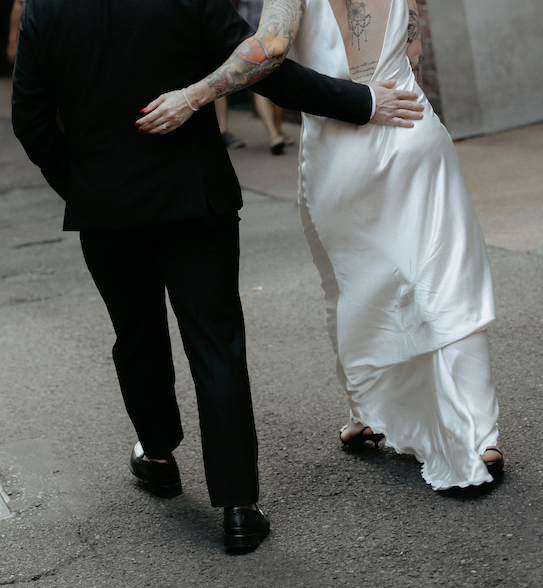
[135,88,198,135]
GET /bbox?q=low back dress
[290,0,499,490]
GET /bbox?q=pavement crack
[1,268,55,281]
[13,238,64,249]
[0,568,58,585]
[0,183,49,197]
[0,297,52,309]
[0,540,94,585]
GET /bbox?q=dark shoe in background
[222,132,246,150]
[129,442,182,498]
[270,137,285,156]
[224,504,270,554]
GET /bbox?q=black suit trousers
[80,212,258,507]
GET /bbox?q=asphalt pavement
[1,77,542,587]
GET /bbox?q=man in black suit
[12,0,422,552]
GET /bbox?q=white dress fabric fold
[292,0,499,490]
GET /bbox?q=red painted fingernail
[134,122,140,126]
[139,108,147,113]
[137,128,144,133]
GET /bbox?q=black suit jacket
[12,0,373,231]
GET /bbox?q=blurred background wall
[425,0,543,139]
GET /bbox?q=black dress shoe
[224,505,270,553]
[129,442,182,498]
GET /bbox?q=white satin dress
[291,0,499,489]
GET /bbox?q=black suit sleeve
[199,0,372,126]
[11,4,70,200]
[252,58,372,126]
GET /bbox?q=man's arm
[253,62,423,128]
[136,0,422,133]
[11,4,70,199]
[251,57,373,125]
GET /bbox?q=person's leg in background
[253,93,294,155]
[216,96,246,150]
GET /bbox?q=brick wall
[416,0,442,119]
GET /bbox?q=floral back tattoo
[347,0,372,49]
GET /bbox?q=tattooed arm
[200,0,304,99]
[407,0,422,86]
[136,0,424,133]
[136,0,304,132]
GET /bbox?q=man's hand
[370,79,424,128]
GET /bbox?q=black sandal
[483,447,505,477]
[340,425,385,451]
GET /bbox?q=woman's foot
[481,446,504,476]
[339,419,384,450]
[340,419,368,442]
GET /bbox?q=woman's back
[292,0,411,89]
[327,0,393,83]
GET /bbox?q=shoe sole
[224,532,263,553]
[130,466,182,498]
[146,479,182,498]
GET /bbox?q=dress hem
[348,418,496,491]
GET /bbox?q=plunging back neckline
[325,0,395,84]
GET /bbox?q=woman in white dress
[136,0,504,490]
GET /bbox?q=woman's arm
[136,0,304,132]
[202,0,304,99]
[136,0,424,134]
[406,0,422,86]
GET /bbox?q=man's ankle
[143,456,169,464]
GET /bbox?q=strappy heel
[483,447,504,477]
[340,425,385,451]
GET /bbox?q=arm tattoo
[205,38,282,96]
[407,9,420,46]
[347,0,372,50]
[410,55,421,82]
[407,3,422,83]
[204,0,305,99]
[261,0,304,37]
